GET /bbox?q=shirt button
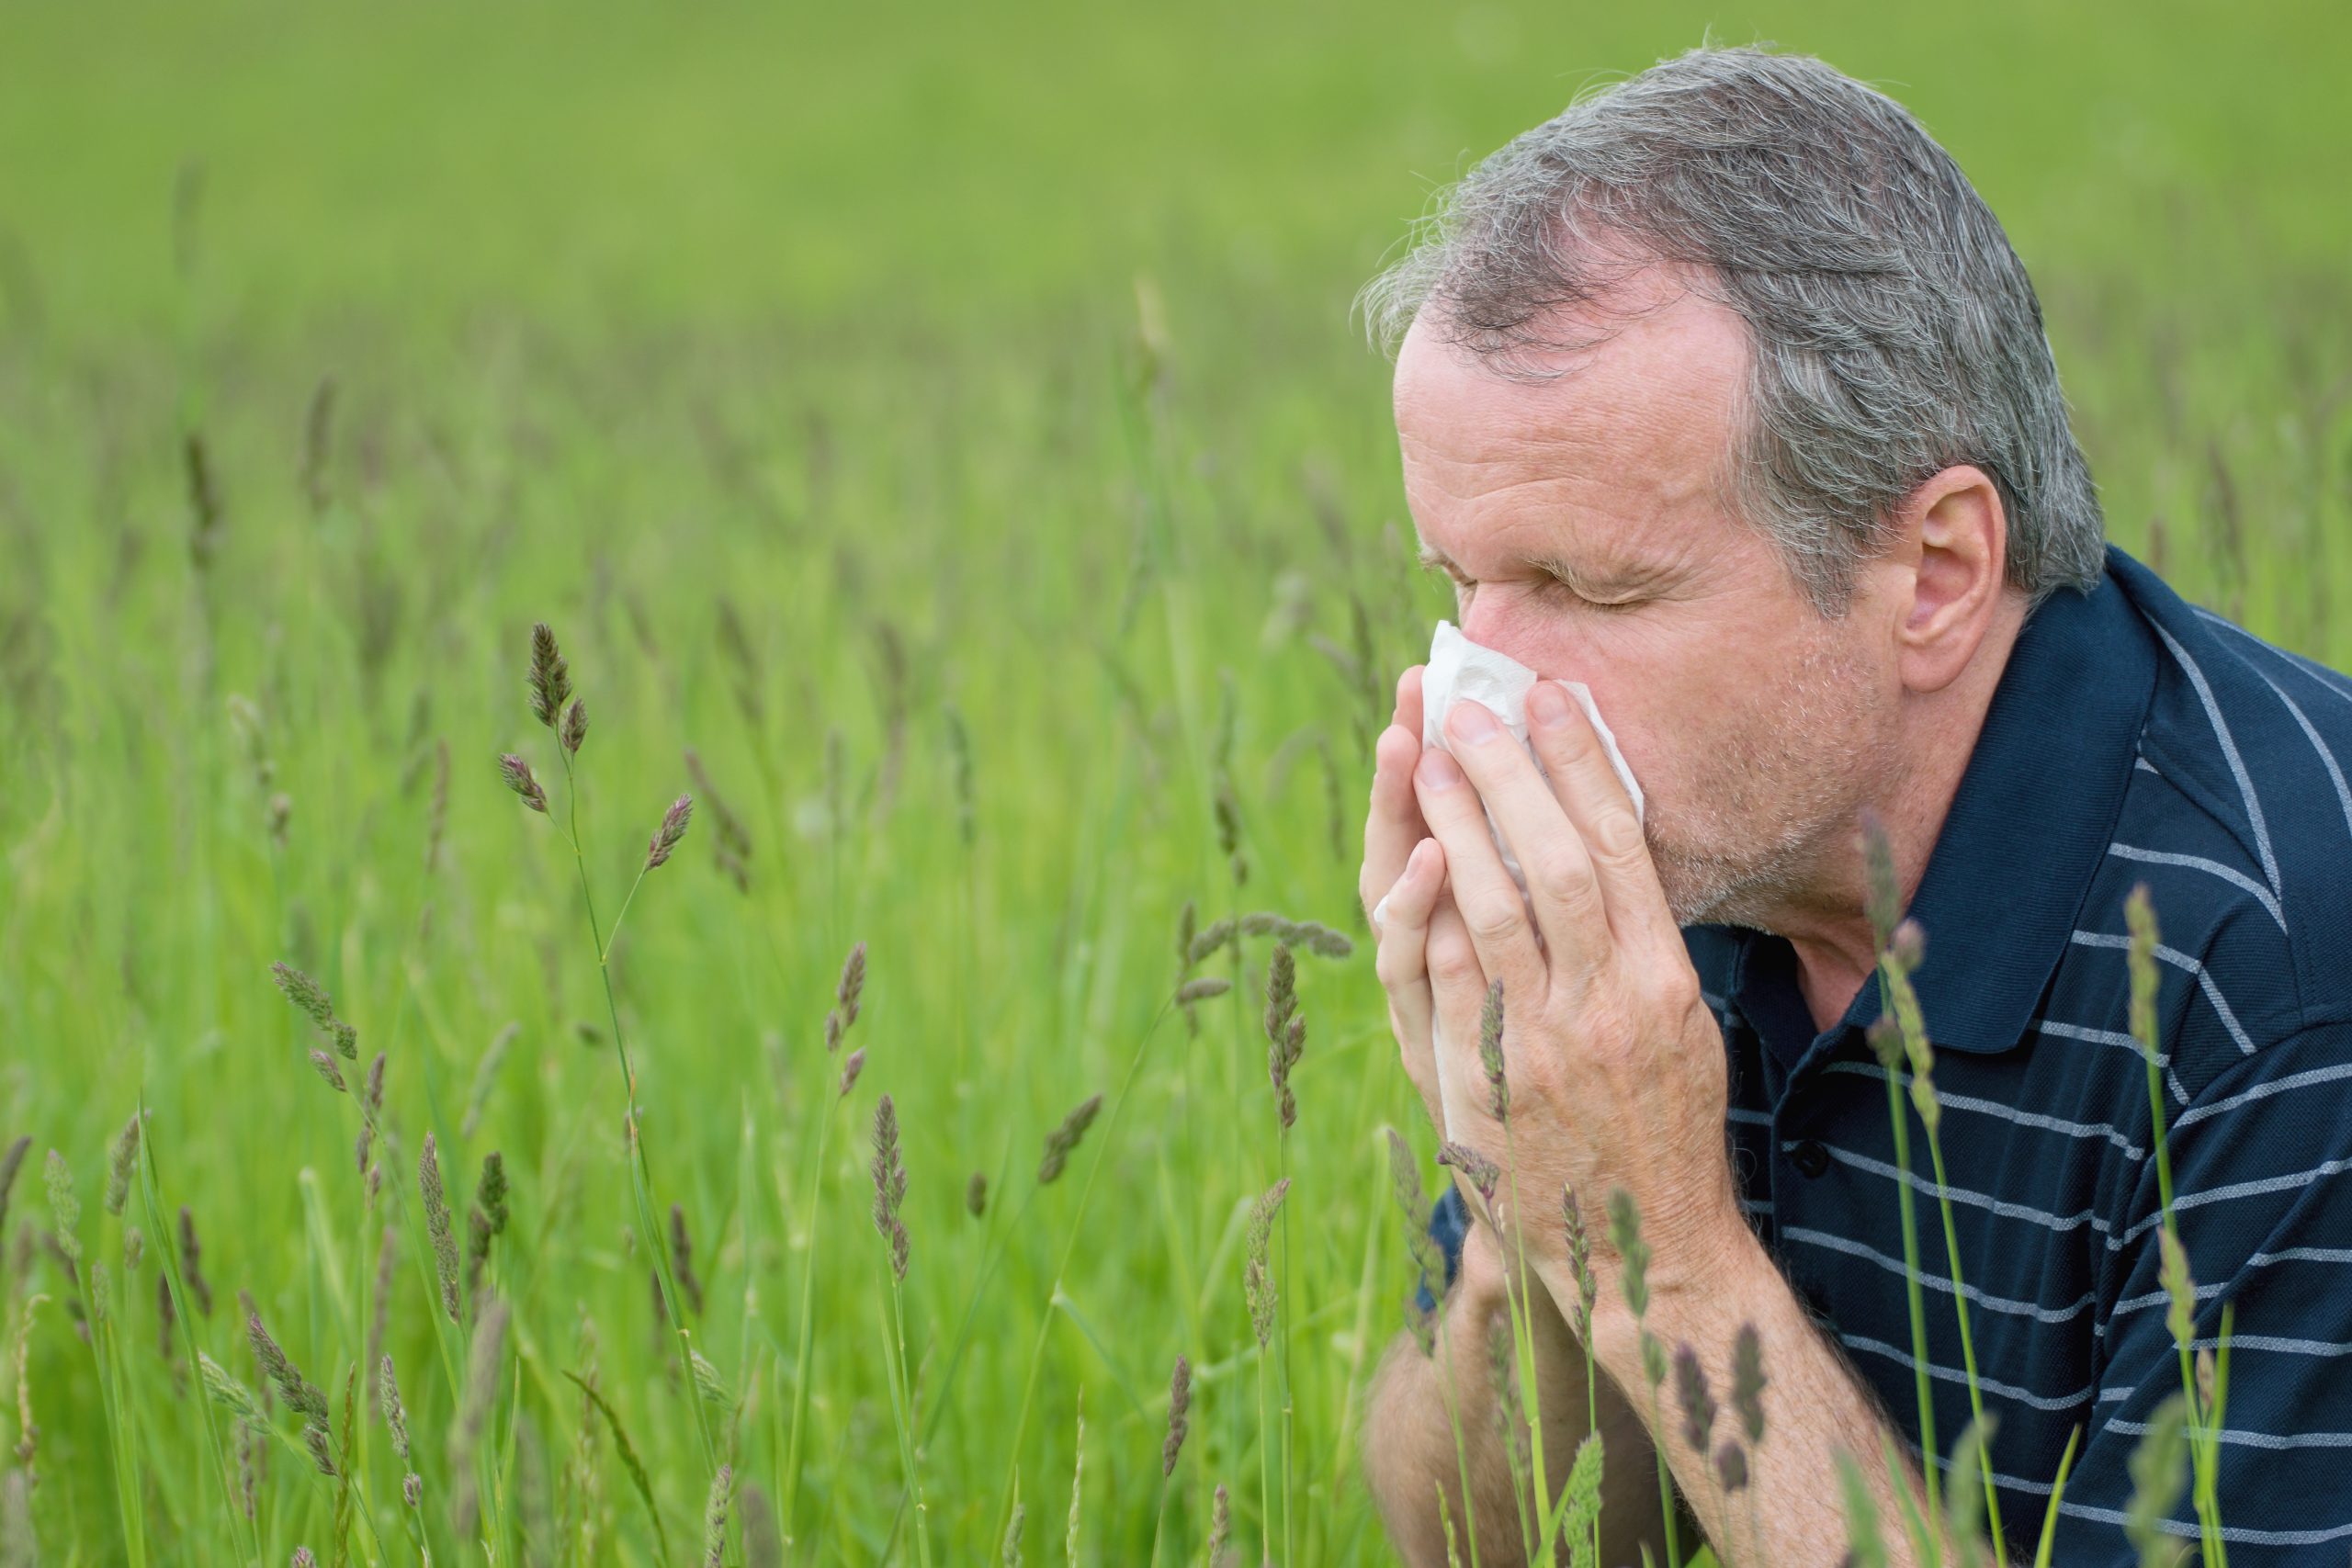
[1790,1140,1831,1179]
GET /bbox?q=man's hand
[1361,663,1450,1142]
[1408,678,1741,1291]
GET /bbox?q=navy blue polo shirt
[1418,541,2352,1562]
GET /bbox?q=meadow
[1,1,2348,1562]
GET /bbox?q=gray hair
[1360,44,2106,618]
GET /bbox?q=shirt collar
[1724,541,2162,1056]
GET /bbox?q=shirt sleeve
[1413,1183,1471,1317]
[2041,1020,2352,1564]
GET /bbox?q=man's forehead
[1393,275,1745,440]
[1393,278,1747,570]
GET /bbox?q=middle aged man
[1353,44,2352,1568]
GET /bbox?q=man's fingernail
[1417,750,1464,790]
[1530,681,1571,729]
[1451,701,1498,741]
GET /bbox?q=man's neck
[1770,613,2027,1036]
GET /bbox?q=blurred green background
[0,2,2346,1563]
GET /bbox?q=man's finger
[1372,836,1447,1132]
[1441,694,1614,985]
[1358,665,1430,927]
[1413,741,1547,1012]
[1525,678,1679,956]
[1421,890,1488,1140]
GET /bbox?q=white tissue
[1420,620,1645,895]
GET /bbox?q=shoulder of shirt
[2075,566,2352,1090]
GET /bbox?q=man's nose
[1460,592,1567,676]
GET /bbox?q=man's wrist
[1579,1207,1775,1383]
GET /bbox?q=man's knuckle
[1523,842,1583,897]
[1594,810,1647,863]
[1464,901,1524,945]
[1427,933,1480,983]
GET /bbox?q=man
[1353,44,2352,1567]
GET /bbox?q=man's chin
[1657,845,1799,932]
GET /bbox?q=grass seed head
[1891,917,1926,973]
[1858,807,1902,947]
[1001,1473,1025,1566]
[1036,1092,1102,1186]
[1606,1186,1651,1322]
[271,962,356,1058]
[42,1151,79,1264]
[644,794,695,870]
[836,941,867,1031]
[1477,977,1508,1121]
[837,1047,866,1099]
[1243,1177,1290,1348]
[198,1350,263,1423]
[1865,1015,1904,1072]
[1207,1483,1230,1565]
[526,623,572,730]
[868,1097,910,1281]
[1184,918,1237,969]
[1715,1439,1749,1493]
[1387,1131,1445,1354]
[1673,1341,1718,1454]
[379,1354,412,1463]
[2125,882,2164,1065]
[1560,1184,1598,1340]
[1731,1321,1768,1444]
[2158,1227,2198,1352]
[419,1134,460,1322]
[1263,942,1306,1130]
[966,1170,988,1218]
[497,752,549,814]
[670,1203,706,1317]
[103,1113,141,1216]
[1434,1141,1499,1218]
[704,1462,733,1568]
[177,1207,213,1316]
[355,1054,387,1173]
[245,1310,330,1425]
[1161,1353,1191,1477]
[308,1050,347,1094]
[2122,1392,2189,1562]
[560,695,588,756]
[1174,976,1229,1005]
[477,1152,509,1234]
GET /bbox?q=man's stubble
[1648,616,1905,936]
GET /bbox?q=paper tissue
[1408,619,1645,910]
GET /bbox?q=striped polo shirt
[1419,540,2352,1562]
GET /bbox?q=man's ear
[1894,464,2009,695]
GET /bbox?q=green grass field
[2,2,2347,1562]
